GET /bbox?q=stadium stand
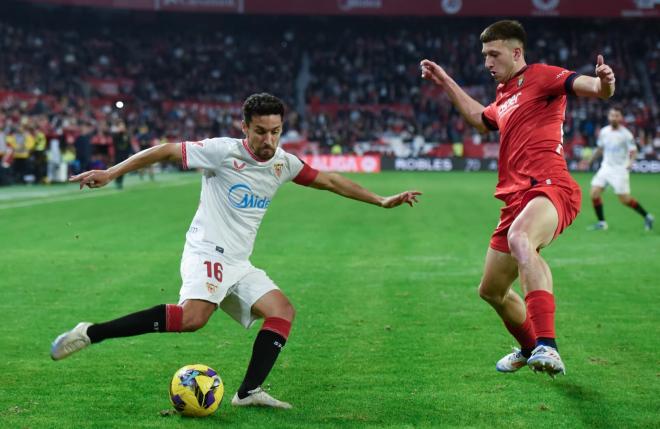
[0,2,657,183]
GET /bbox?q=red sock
[591,197,602,206]
[504,317,536,351]
[262,317,292,340]
[165,304,183,332]
[626,198,638,208]
[525,290,556,339]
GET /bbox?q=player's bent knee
[478,282,505,306]
[617,194,631,204]
[181,314,210,332]
[507,230,530,262]
[275,302,295,322]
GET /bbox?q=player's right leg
[478,247,535,372]
[50,300,215,360]
[617,193,654,231]
[588,185,608,230]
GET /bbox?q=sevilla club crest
[273,163,283,178]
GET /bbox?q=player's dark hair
[609,105,623,114]
[243,93,285,124]
[480,20,527,49]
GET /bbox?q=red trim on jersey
[510,65,528,81]
[181,142,188,170]
[165,304,183,332]
[261,317,292,340]
[293,162,319,186]
[242,139,269,162]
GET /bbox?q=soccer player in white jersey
[589,107,654,231]
[52,93,421,409]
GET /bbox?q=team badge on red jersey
[273,162,283,178]
[518,75,525,87]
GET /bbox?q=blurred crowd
[0,3,658,184]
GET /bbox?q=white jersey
[597,125,636,169]
[181,138,317,261]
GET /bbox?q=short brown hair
[480,20,527,49]
[242,93,285,124]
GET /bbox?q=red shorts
[490,182,582,253]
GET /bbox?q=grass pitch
[0,171,658,428]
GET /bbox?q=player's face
[242,114,283,160]
[608,109,623,128]
[482,40,521,83]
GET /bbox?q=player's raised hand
[69,169,112,189]
[420,59,449,86]
[380,191,422,208]
[595,55,615,85]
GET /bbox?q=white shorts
[178,249,278,328]
[591,166,630,195]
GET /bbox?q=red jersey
[482,63,579,202]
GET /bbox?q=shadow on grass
[550,380,615,428]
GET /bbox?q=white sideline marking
[0,178,198,210]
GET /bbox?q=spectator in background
[47,136,63,183]
[110,118,131,189]
[33,125,48,183]
[7,125,34,183]
[74,122,94,174]
[136,122,155,181]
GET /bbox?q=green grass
[1,171,658,428]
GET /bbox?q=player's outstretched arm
[627,148,637,170]
[572,55,615,99]
[420,59,488,133]
[309,171,421,208]
[69,143,182,189]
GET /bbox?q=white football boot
[50,322,92,360]
[644,214,654,231]
[496,347,529,373]
[527,345,566,378]
[587,221,608,231]
[231,387,292,409]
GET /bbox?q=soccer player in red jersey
[421,20,615,377]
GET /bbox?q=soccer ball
[169,364,224,417]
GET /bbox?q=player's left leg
[478,248,536,372]
[507,196,565,377]
[232,289,294,409]
[617,193,654,231]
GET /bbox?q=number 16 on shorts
[203,260,223,283]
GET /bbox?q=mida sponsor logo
[228,183,271,209]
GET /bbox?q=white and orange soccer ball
[169,364,224,417]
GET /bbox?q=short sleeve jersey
[181,138,318,261]
[482,63,579,201]
[597,125,636,169]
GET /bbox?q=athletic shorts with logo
[591,166,630,195]
[178,246,278,328]
[490,179,582,253]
